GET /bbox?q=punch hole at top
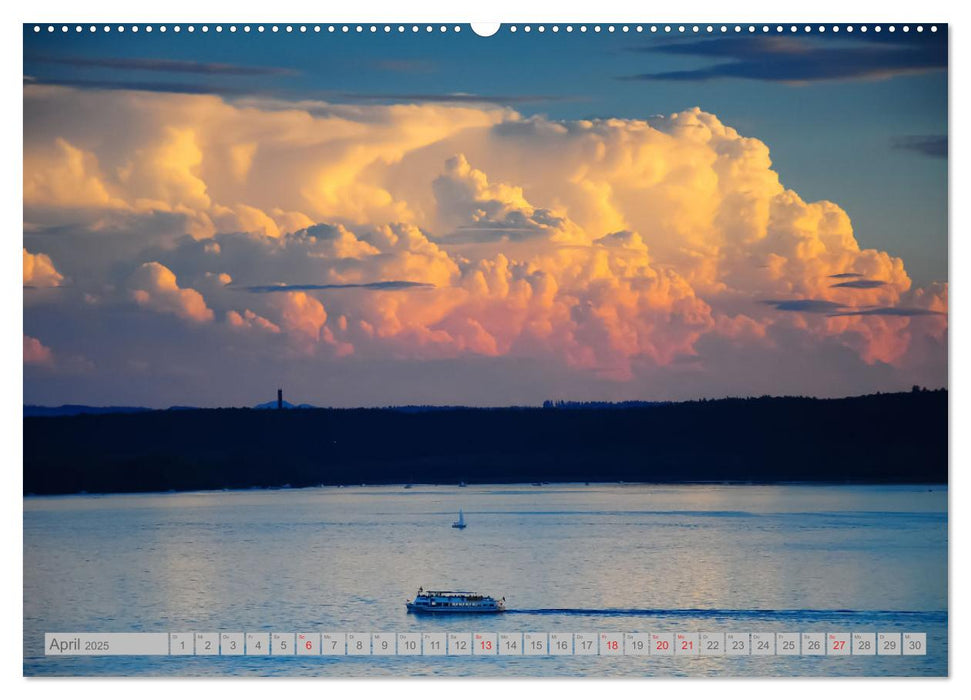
[471,23,501,37]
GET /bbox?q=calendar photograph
[23,22,948,677]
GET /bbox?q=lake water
[23,483,947,676]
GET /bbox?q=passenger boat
[406,588,505,614]
[452,509,467,529]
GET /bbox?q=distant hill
[253,400,318,410]
[23,390,947,495]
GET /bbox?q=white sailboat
[452,509,467,529]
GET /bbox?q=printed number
[656,640,669,651]
[230,640,237,650]
[429,640,440,650]
[807,640,820,650]
[305,641,313,650]
[280,640,287,650]
[505,640,517,649]
[330,640,339,649]
[782,640,795,650]
[481,640,492,650]
[355,641,364,650]
[706,640,719,650]
[883,640,897,650]
[254,641,262,650]
[630,640,644,650]
[205,641,212,651]
[456,640,467,650]
[580,640,592,650]
[380,641,389,650]
[404,640,416,650]
[908,640,923,650]
[858,640,871,650]
[607,640,619,651]
[756,641,769,650]
[530,640,544,650]
[832,640,845,651]
[732,641,745,650]
[555,640,568,650]
[179,641,185,650]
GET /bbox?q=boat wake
[505,608,945,621]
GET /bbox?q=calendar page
[22,19,948,679]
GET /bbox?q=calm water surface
[23,483,947,676]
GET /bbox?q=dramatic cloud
[23,248,63,287]
[620,34,946,84]
[129,262,214,323]
[23,86,947,400]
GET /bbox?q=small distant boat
[458,481,467,487]
[406,588,505,614]
[452,509,467,529]
[404,484,413,489]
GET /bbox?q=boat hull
[406,603,504,614]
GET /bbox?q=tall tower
[277,388,283,410]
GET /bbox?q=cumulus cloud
[22,86,947,392]
[226,309,281,333]
[24,335,53,365]
[23,248,63,287]
[129,262,214,323]
[24,137,125,212]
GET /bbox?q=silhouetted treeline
[543,400,670,409]
[23,390,947,495]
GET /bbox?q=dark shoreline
[22,481,947,500]
[24,390,948,495]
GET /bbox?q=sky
[22,24,948,407]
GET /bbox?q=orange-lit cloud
[226,308,281,334]
[23,86,946,388]
[23,248,63,287]
[129,261,214,323]
[24,335,53,365]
